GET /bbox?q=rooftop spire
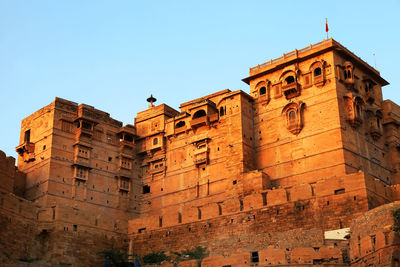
[147,94,157,108]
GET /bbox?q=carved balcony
[190,116,209,128]
[287,122,303,135]
[365,90,375,105]
[117,167,132,178]
[194,146,208,166]
[16,142,35,162]
[348,117,363,128]
[149,165,166,174]
[174,125,187,134]
[119,140,134,150]
[209,113,219,123]
[73,156,90,167]
[75,127,94,139]
[369,125,382,141]
[282,83,301,99]
[118,177,130,192]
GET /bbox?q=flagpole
[326,18,328,39]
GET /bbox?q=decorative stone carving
[343,93,364,128]
[282,101,306,135]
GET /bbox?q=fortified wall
[1,39,400,266]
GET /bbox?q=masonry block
[266,189,287,206]
[221,197,240,214]
[243,193,264,210]
[290,183,312,201]
[259,247,286,265]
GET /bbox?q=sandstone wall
[129,172,373,257]
[349,201,400,266]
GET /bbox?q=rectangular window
[77,147,89,158]
[143,185,150,194]
[75,166,87,180]
[61,120,73,132]
[94,130,103,140]
[121,158,132,169]
[334,188,345,195]
[250,252,259,263]
[120,177,130,190]
[24,129,31,142]
[107,134,113,143]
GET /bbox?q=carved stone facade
[1,39,400,266]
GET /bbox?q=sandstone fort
[1,39,400,266]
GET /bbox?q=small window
[219,106,225,116]
[73,224,77,232]
[250,251,259,263]
[355,104,362,118]
[259,86,266,95]
[124,134,134,142]
[197,208,202,219]
[143,185,150,194]
[24,129,31,143]
[371,235,376,251]
[344,63,353,80]
[334,188,345,195]
[61,121,73,132]
[176,121,186,128]
[288,110,296,123]
[159,216,163,227]
[153,137,158,146]
[285,76,295,85]
[82,121,92,130]
[178,212,182,223]
[314,67,322,77]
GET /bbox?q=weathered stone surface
[1,39,400,266]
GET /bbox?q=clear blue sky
[1,0,399,159]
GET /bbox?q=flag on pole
[325,18,329,32]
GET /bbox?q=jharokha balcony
[190,115,209,128]
[282,82,301,100]
[16,142,35,162]
[117,167,132,178]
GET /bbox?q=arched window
[376,111,383,130]
[259,86,266,95]
[285,76,295,85]
[344,63,353,80]
[288,110,296,123]
[175,121,185,128]
[193,109,206,119]
[153,137,158,146]
[314,67,322,77]
[219,106,225,116]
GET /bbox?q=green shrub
[181,246,207,260]
[97,245,129,267]
[142,251,169,264]
[392,208,400,233]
